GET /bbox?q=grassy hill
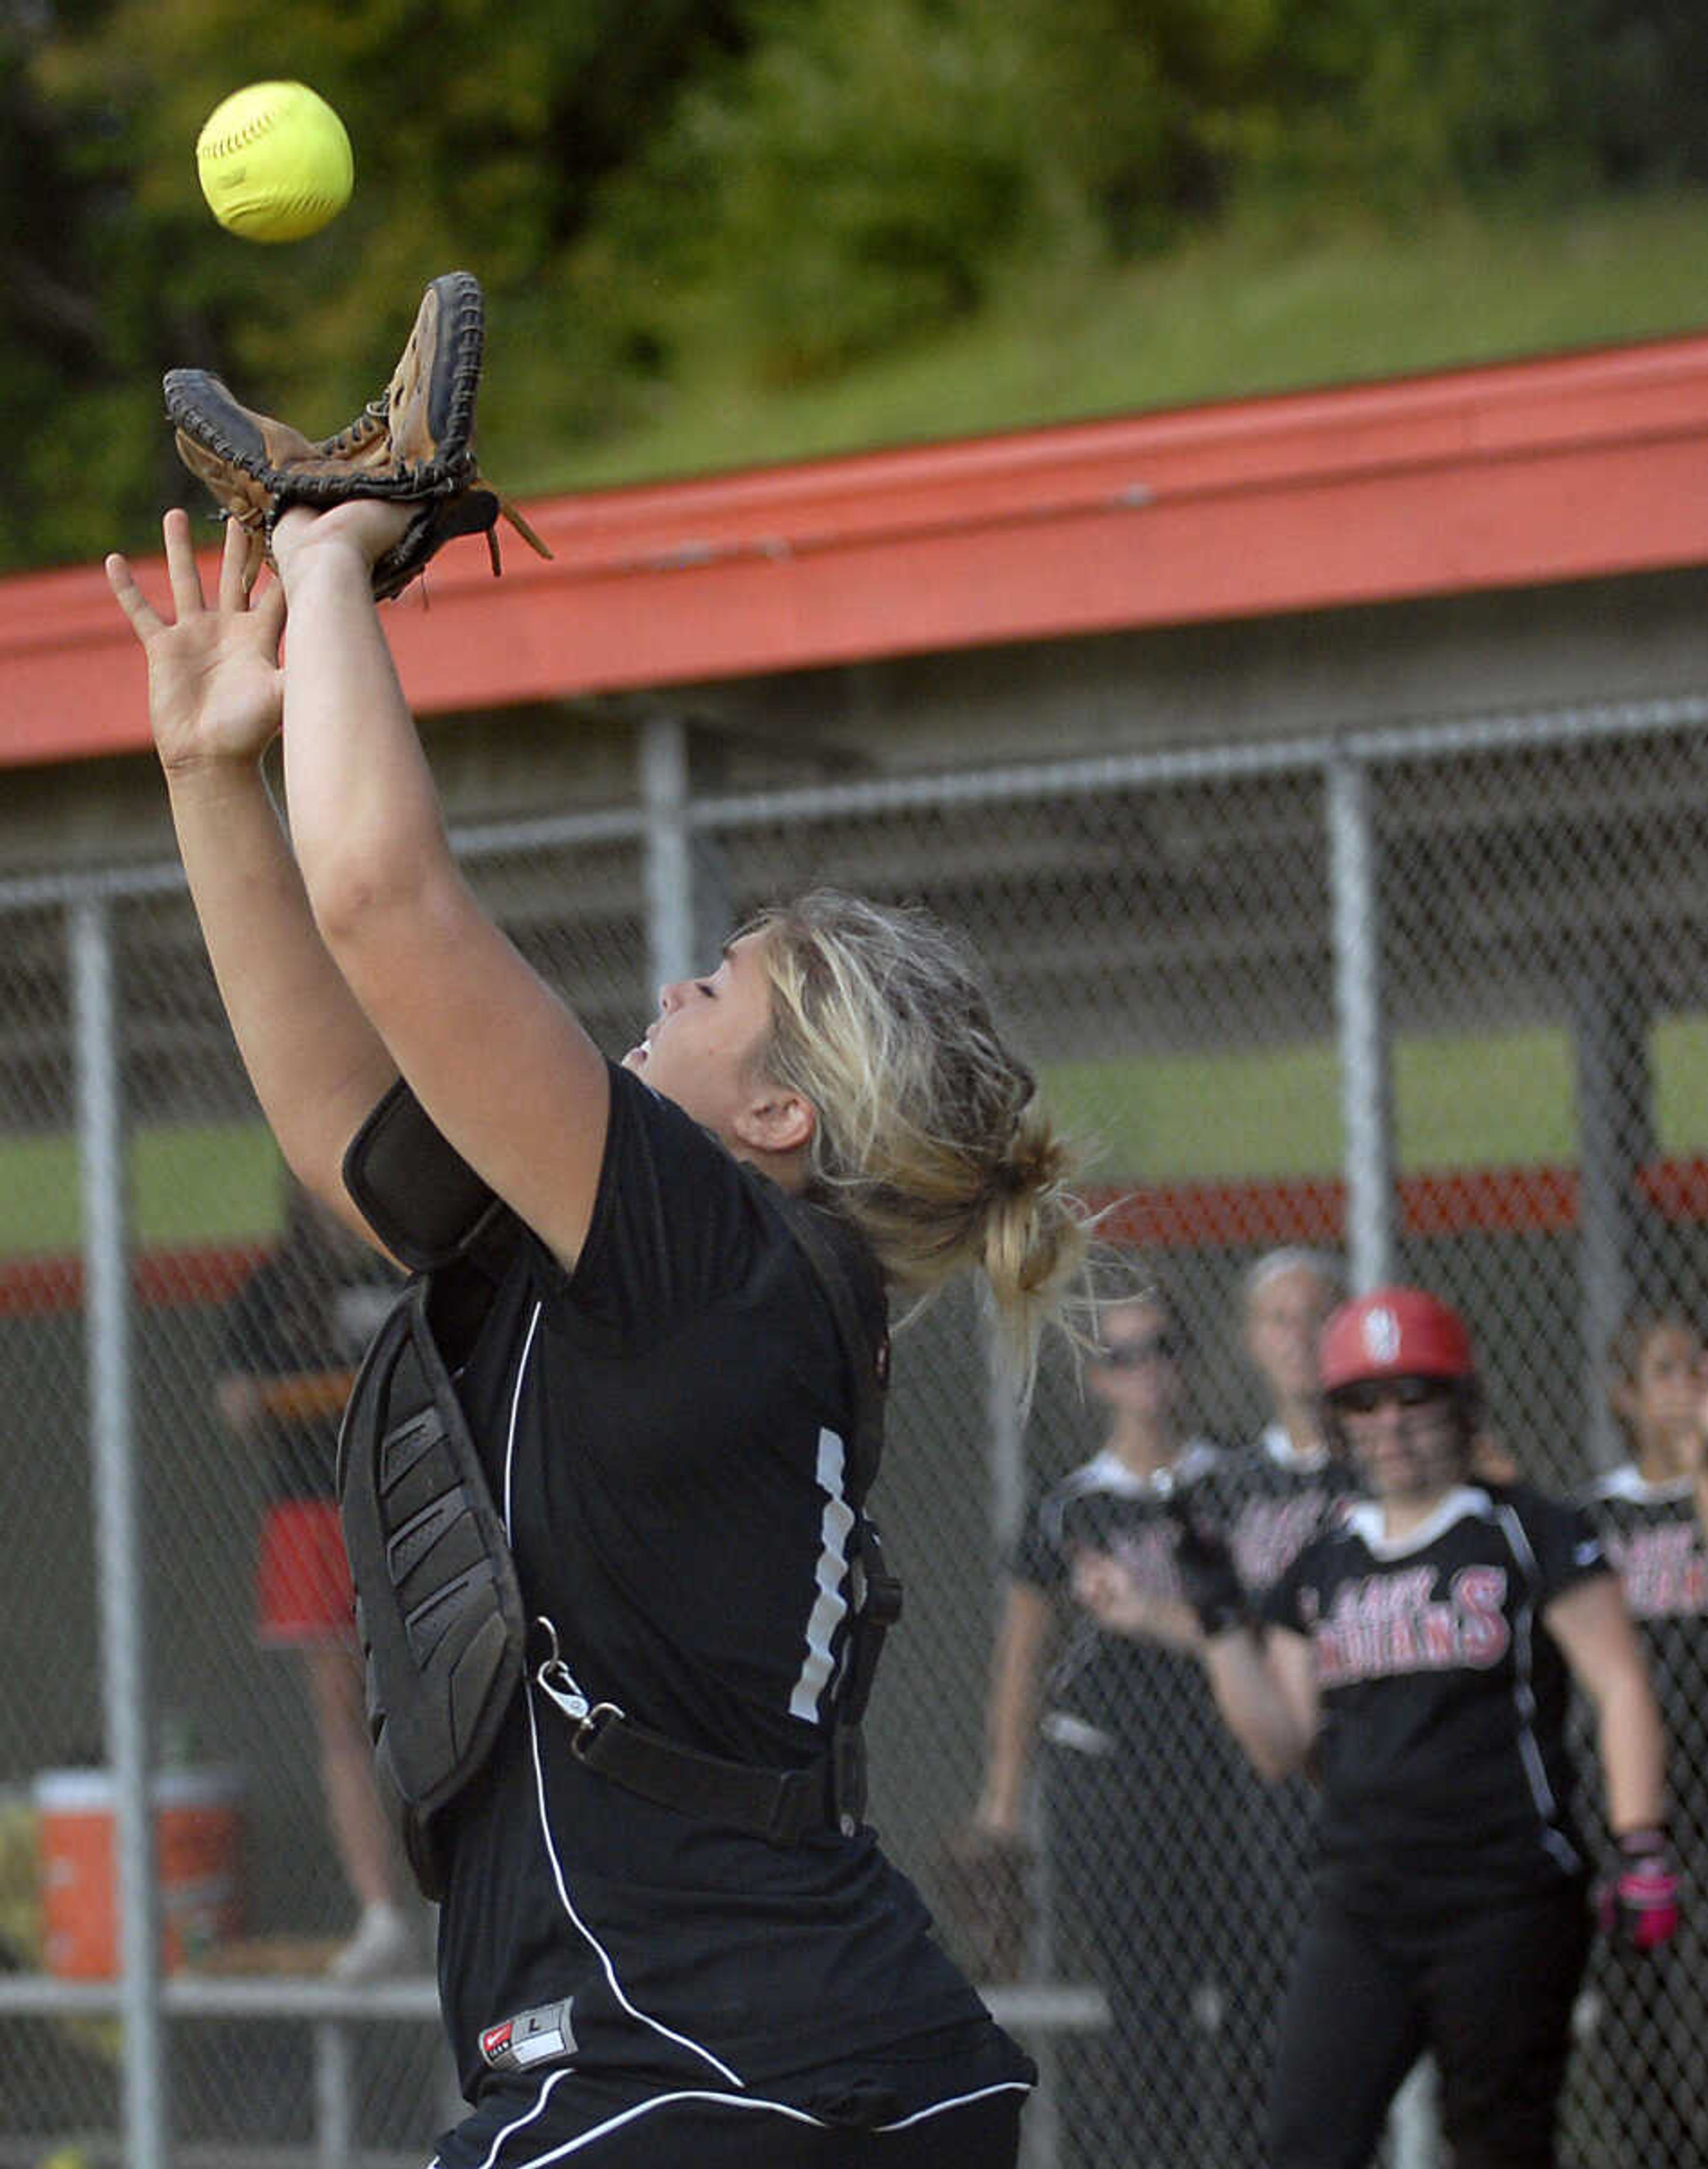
[512,188,1708,494]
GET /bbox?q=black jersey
[431,1062,1018,2102]
[1196,1425,1355,1596]
[1013,1440,1222,1749]
[1584,1463,1708,1839]
[1264,1483,1610,1908]
[1189,1428,1356,1893]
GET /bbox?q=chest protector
[335,1080,898,1899]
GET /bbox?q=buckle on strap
[568,1702,627,1762]
[532,1616,626,1754]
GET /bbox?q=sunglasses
[1330,1376,1451,1417]
[1095,1333,1180,1367]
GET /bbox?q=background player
[1188,1284,1673,2169]
[1194,1246,1350,2163]
[1225,1248,1348,1582]
[1575,1306,1708,2163]
[966,1281,1247,2169]
[216,1177,412,1980]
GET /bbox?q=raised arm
[1168,1504,1320,1778]
[106,512,398,1239]
[266,502,612,1268]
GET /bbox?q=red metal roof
[6,332,1708,770]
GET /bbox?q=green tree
[3,0,750,568]
[0,0,1698,573]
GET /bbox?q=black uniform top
[1198,1425,1356,1597]
[1584,1463,1708,1842]
[431,1061,1019,2102]
[1188,1429,1358,1888]
[1012,1438,1223,1751]
[1263,1482,1610,1910]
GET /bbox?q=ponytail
[749,890,1091,1398]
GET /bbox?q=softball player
[1192,1247,1350,2168]
[1189,1285,1674,2169]
[972,1288,1234,2169]
[1057,1267,1353,2168]
[107,502,1093,2166]
[1577,1308,1708,2163]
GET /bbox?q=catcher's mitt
[938,1825,1035,1984]
[164,269,551,602]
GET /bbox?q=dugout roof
[4,330,1708,769]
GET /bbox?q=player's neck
[1636,1433,1691,1486]
[1106,1414,1176,1480]
[1377,1485,1455,1541]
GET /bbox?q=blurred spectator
[1575,1307,1708,2164]
[1191,1285,1672,2169]
[962,1282,1249,2169]
[1191,1248,1351,2164]
[217,1177,415,1980]
[1219,1247,1349,1586]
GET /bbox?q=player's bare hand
[1072,1548,1202,1649]
[1072,1550,1154,1634]
[106,509,286,775]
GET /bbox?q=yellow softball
[195,81,353,243]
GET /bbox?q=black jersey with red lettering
[1187,1428,1357,1896]
[1196,1425,1356,1597]
[427,1061,1027,2108]
[1012,1440,1222,1748]
[1584,1463,1708,1836]
[1263,1483,1610,1908]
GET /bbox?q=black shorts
[429,2067,1028,2167]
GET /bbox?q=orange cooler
[35,1766,245,1977]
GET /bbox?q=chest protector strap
[337,1080,899,1891]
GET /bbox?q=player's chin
[1358,1444,1430,1497]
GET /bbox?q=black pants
[1044,1733,1256,2169]
[1268,1878,1590,2169]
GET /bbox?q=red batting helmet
[1318,1286,1476,1397]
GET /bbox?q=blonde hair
[1241,1246,1345,1311]
[746,890,1088,1394]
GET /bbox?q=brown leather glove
[165,270,550,601]
[938,1826,1035,1982]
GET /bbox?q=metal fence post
[70,891,169,2169]
[1326,749,1396,1293]
[641,714,696,994]
[1573,965,1653,1472]
[1326,753,1437,2162]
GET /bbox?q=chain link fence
[4,697,1708,2163]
